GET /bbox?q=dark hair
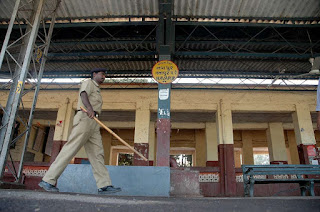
[90,68,107,79]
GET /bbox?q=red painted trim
[206,161,219,167]
[50,140,67,164]
[133,143,149,166]
[270,161,288,164]
[149,161,154,166]
[297,144,316,164]
[74,158,88,164]
[218,145,225,196]
[218,144,237,196]
[156,119,171,166]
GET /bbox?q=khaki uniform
[43,79,111,189]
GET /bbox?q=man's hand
[80,91,95,119]
[86,107,95,119]
[317,111,320,131]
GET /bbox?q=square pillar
[133,102,150,166]
[287,131,300,164]
[205,122,218,166]
[216,101,236,196]
[242,131,254,165]
[266,122,288,164]
[195,129,206,167]
[292,104,317,164]
[234,150,242,168]
[51,98,74,163]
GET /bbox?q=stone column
[242,131,254,165]
[133,102,150,166]
[216,100,236,196]
[266,122,288,164]
[195,129,206,167]
[292,104,317,164]
[205,122,218,166]
[287,131,300,164]
[50,98,74,163]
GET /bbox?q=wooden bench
[241,165,320,197]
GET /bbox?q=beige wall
[1,88,319,166]
[1,88,317,113]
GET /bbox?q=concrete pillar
[292,104,317,164]
[216,100,236,196]
[216,101,233,145]
[195,129,206,167]
[266,122,288,164]
[205,122,218,166]
[234,150,241,168]
[287,131,300,164]
[102,130,112,165]
[148,122,156,166]
[50,98,74,163]
[242,131,254,165]
[133,102,150,166]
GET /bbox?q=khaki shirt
[77,79,103,114]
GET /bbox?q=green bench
[241,165,320,197]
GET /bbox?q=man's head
[91,68,107,84]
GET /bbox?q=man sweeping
[39,68,121,194]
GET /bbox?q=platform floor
[1,189,320,212]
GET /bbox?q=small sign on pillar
[152,60,179,84]
[152,60,179,166]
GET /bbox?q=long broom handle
[80,106,148,161]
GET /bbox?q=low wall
[57,164,170,197]
[2,165,319,197]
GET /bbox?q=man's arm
[80,91,95,118]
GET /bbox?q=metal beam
[0,0,46,178]
[0,0,21,71]
[47,39,318,47]
[46,58,157,63]
[47,51,156,57]
[45,51,319,59]
[0,21,158,29]
[0,0,21,152]
[175,22,320,28]
[174,16,320,22]
[175,51,320,59]
[50,40,155,46]
[17,1,59,181]
[0,70,317,80]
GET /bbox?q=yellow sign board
[35,48,43,64]
[152,60,179,84]
[16,81,23,93]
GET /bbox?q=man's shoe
[98,185,121,194]
[38,180,59,192]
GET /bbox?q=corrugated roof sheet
[0,0,319,80]
[174,0,320,18]
[0,0,319,21]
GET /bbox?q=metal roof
[174,0,320,19]
[0,0,320,85]
[1,0,320,21]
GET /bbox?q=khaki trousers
[43,111,111,189]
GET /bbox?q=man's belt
[77,110,99,118]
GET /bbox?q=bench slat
[254,179,320,184]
